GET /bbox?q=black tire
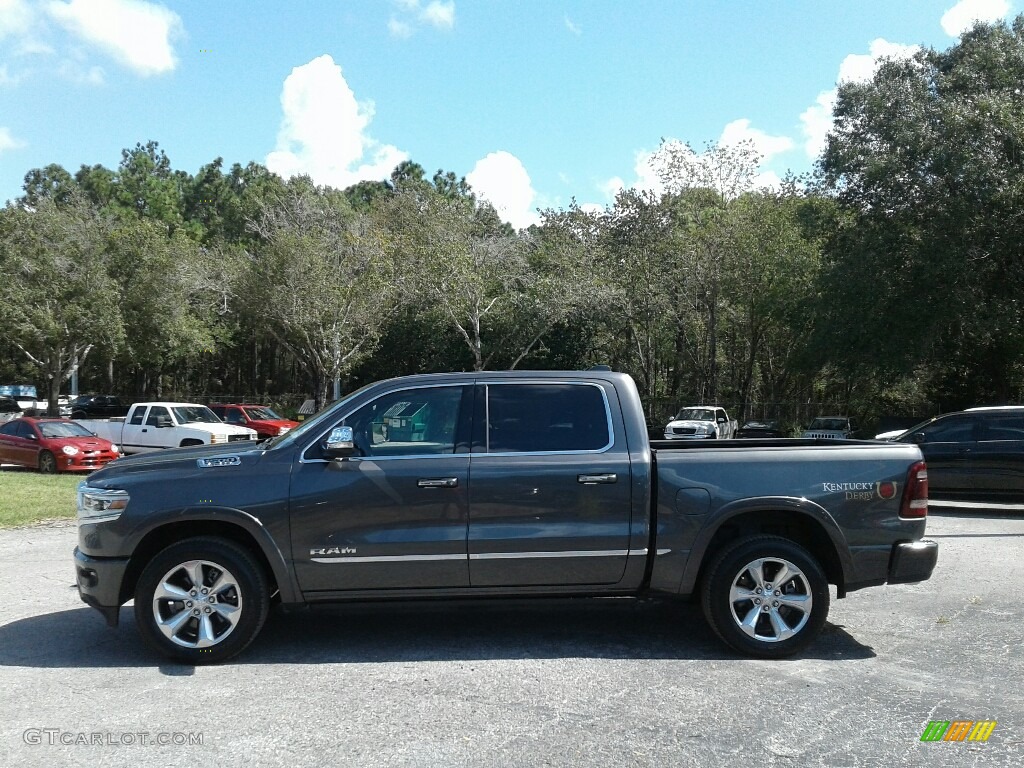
[38,450,58,474]
[180,439,204,447]
[134,537,269,664]
[701,535,829,658]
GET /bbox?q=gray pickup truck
[73,370,937,663]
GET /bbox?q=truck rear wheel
[134,537,269,664]
[701,536,829,658]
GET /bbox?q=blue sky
[0,0,1016,227]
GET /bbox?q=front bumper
[889,539,939,584]
[74,547,130,626]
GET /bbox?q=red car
[208,404,299,440]
[0,417,120,473]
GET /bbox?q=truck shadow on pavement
[0,598,875,669]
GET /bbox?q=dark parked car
[69,395,130,420]
[735,420,786,439]
[0,396,22,424]
[892,406,1024,503]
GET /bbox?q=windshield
[171,406,221,424]
[39,421,95,438]
[244,406,283,421]
[675,408,714,421]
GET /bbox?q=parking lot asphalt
[1,511,1022,768]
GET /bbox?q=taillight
[900,460,928,519]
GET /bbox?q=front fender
[122,505,301,604]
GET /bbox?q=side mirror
[155,415,172,428]
[717,417,726,423]
[324,425,356,460]
[910,432,926,444]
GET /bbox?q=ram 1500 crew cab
[73,370,937,664]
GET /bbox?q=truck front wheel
[134,537,270,664]
[701,536,829,658]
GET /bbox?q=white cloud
[565,15,582,36]
[719,118,794,162]
[0,0,34,39]
[941,0,1010,36]
[800,90,837,159]
[387,17,413,39]
[421,1,455,29]
[389,0,455,36]
[798,39,919,159]
[266,55,408,191]
[837,38,920,84]
[0,126,25,153]
[44,0,182,76]
[602,119,792,203]
[466,151,539,230]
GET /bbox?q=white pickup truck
[664,405,737,439]
[75,402,257,454]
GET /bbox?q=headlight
[696,425,712,434]
[77,484,130,524]
[62,445,79,456]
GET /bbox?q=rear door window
[980,413,1024,441]
[485,383,611,453]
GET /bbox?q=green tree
[246,178,400,408]
[0,195,124,413]
[819,17,1024,404]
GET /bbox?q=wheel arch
[119,511,299,606]
[682,499,853,599]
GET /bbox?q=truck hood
[87,441,267,481]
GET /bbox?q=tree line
[2,19,1022,430]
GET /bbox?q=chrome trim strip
[656,548,671,555]
[311,553,467,564]
[629,548,648,556]
[311,549,637,564]
[469,549,631,560]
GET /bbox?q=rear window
[486,383,610,453]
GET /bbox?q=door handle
[578,473,617,484]
[417,477,458,488]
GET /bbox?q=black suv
[69,395,130,420]
[894,407,1024,503]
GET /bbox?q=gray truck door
[289,384,472,593]
[467,381,633,587]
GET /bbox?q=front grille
[806,432,840,439]
[673,427,697,435]
[228,434,254,442]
